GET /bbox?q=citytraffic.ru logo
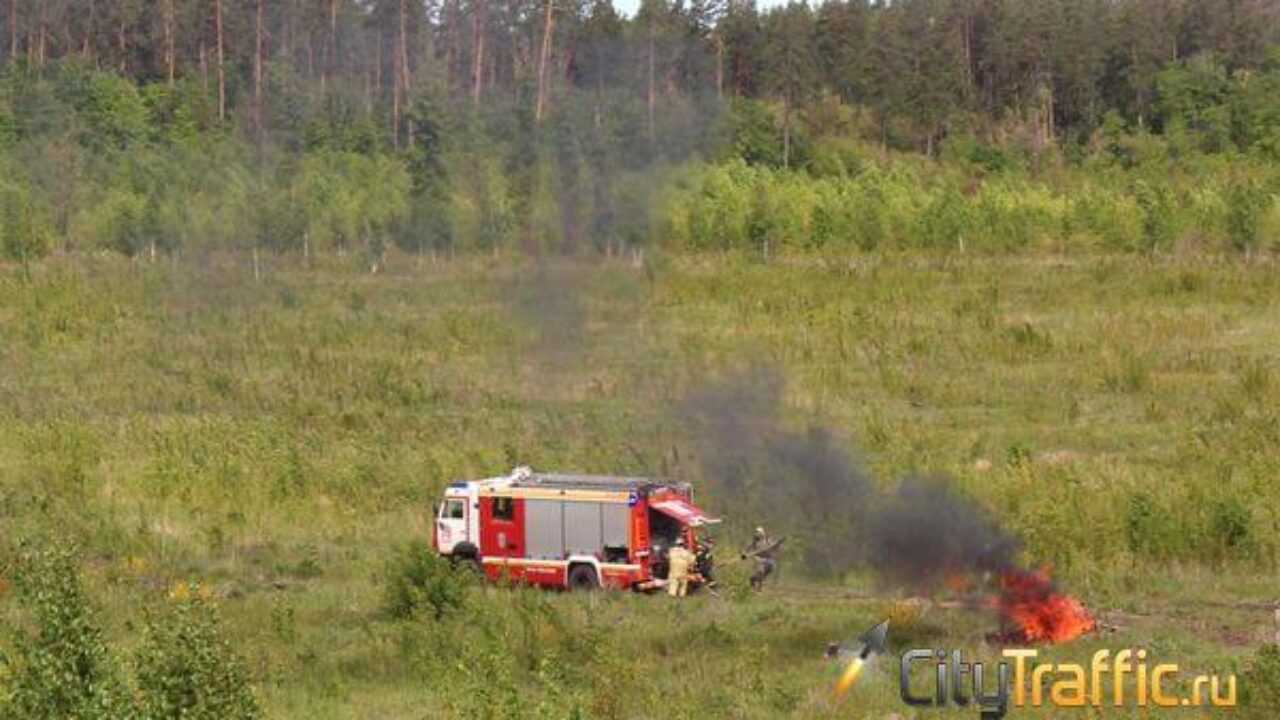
[899,647,1237,719]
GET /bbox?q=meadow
[0,249,1277,718]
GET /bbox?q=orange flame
[997,568,1095,643]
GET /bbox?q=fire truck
[431,467,720,591]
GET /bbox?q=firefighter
[741,526,778,591]
[695,536,716,588]
[666,537,695,598]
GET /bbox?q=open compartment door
[650,497,721,527]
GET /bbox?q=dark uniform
[742,527,778,590]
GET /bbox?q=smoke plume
[509,259,588,370]
[681,365,1018,588]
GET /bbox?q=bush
[1122,491,1183,560]
[1,545,131,720]
[384,540,472,621]
[1,546,259,720]
[1206,498,1254,562]
[1240,644,1280,718]
[0,179,53,261]
[917,189,971,250]
[134,595,260,720]
[1226,178,1270,252]
[90,189,156,256]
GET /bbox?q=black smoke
[509,259,588,370]
[681,365,1018,588]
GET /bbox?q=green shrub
[0,179,54,261]
[384,540,472,621]
[1207,498,1254,562]
[134,595,260,720]
[1,545,131,720]
[1240,644,1280,718]
[917,189,970,250]
[1122,491,1184,560]
[88,189,156,256]
[1226,178,1270,252]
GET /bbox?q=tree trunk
[255,0,265,118]
[38,0,47,68]
[283,0,294,69]
[305,10,314,80]
[398,0,411,91]
[715,33,723,101]
[535,0,554,122]
[61,13,70,63]
[783,97,791,169]
[326,0,338,94]
[647,24,655,139]
[200,38,209,90]
[1045,73,1055,144]
[389,35,399,141]
[594,63,603,127]
[8,0,16,60]
[164,0,175,84]
[82,0,94,60]
[471,0,486,105]
[215,0,226,121]
[394,0,411,142]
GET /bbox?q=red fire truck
[431,467,720,591]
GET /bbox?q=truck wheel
[450,543,482,575]
[567,564,599,591]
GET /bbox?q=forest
[0,0,1275,261]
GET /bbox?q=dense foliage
[0,0,1274,262]
[1,546,132,719]
[383,540,473,620]
[0,545,259,720]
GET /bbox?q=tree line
[3,0,1276,153]
[0,0,1275,261]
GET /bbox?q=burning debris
[682,365,1096,643]
[995,568,1096,644]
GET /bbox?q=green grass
[0,250,1276,717]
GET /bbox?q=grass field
[0,250,1276,718]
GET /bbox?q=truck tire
[566,564,599,591]
[450,543,482,575]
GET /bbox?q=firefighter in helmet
[666,537,695,598]
[694,535,716,590]
[741,526,778,591]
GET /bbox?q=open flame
[997,567,1095,643]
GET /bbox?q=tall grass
[0,252,1275,716]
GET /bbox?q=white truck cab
[433,478,488,558]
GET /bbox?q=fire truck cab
[432,466,719,591]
